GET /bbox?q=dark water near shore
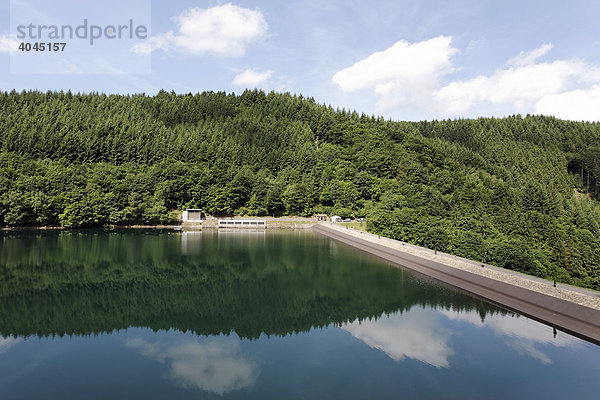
[1,229,599,399]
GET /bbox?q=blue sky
[1,0,600,121]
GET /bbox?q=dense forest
[1,90,599,288]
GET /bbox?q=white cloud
[232,68,274,87]
[332,36,458,110]
[334,39,600,121]
[342,307,455,368]
[0,34,19,53]
[126,336,259,394]
[535,86,600,121]
[507,43,553,66]
[434,44,592,115]
[132,3,267,56]
[132,32,175,55]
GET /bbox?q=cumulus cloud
[342,307,455,368]
[232,68,274,87]
[334,39,600,121]
[534,86,600,121]
[126,336,259,394]
[0,34,19,53]
[433,44,596,116]
[332,36,457,110]
[132,3,267,56]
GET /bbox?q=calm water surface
[0,230,599,399]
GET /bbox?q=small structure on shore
[182,209,204,222]
[331,216,342,223]
[218,219,266,229]
[315,214,328,221]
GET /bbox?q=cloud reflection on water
[125,335,259,394]
[343,306,581,368]
[0,336,20,354]
[441,309,579,364]
[342,307,455,368]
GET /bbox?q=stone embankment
[313,222,600,345]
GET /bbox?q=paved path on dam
[312,223,600,345]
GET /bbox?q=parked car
[343,218,352,222]
[357,218,365,222]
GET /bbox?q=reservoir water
[1,229,599,399]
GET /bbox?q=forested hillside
[1,90,599,288]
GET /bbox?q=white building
[218,220,266,229]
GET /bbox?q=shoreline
[4,221,600,343]
[4,222,599,297]
[0,219,319,232]
[312,223,600,345]
[0,225,177,231]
